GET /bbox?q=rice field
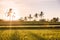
[0,26,60,40]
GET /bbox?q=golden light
[1,1,20,21]
[4,8,20,21]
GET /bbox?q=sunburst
[4,8,20,21]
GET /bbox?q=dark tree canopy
[34,13,38,18]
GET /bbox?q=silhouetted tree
[56,17,59,22]
[24,16,27,21]
[39,11,44,19]
[34,13,38,18]
[28,14,32,21]
[19,17,24,21]
[34,13,38,21]
[51,17,59,22]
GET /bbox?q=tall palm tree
[39,11,44,19]
[35,13,38,18]
[28,14,32,21]
[24,16,27,21]
[34,13,38,21]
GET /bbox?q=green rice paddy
[0,28,60,40]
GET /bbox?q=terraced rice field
[0,28,60,40]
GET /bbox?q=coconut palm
[39,11,44,19]
[34,13,38,21]
[34,13,38,18]
[24,16,27,21]
[28,14,32,21]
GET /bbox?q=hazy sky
[0,0,60,20]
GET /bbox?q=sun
[1,1,20,21]
[4,8,20,21]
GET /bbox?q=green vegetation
[0,30,60,40]
[0,11,60,26]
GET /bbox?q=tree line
[19,11,59,22]
[20,11,44,21]
[0,11,59,22]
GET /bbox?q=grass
[0,29,60,40]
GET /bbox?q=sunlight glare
[4,8,20,21]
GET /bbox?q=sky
[0,0,60,20]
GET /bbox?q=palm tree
[24,16,27,21]
[39,11,44,19]
[34,13,38,21]
[35,13,38,18]
[28,14,32,21]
